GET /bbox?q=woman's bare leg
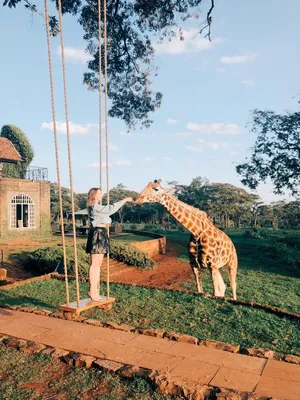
[89,254,104,300]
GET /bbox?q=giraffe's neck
[158,194,210,236]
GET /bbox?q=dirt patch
[108,240,194,291]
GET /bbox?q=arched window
[10,194,36,229]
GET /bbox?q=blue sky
[1,0,299,203]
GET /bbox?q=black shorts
[85,227,110,254]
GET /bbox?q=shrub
[29,240,155,275]
[244,229,263,239]
[110,240,154,269]
[29,245,89,276]
[130,224,137,230]
[1,125,34,178]
[276,234,300,249]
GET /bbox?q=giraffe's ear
[166,188,176,195]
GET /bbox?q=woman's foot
[88,291,102,302]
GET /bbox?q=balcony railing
[26,166,48,181]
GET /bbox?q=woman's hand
[124,197,133,203]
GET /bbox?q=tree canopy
[3,0,214,129]
[236,104,300,196]
[0,124,34,178]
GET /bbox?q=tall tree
[0,124,34,178]
[236,103,300,196]
[4,0,215,129]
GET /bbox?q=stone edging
[0,333,269,400]
[1,303,299,366]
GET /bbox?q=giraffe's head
[135,179,175,205]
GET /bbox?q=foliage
[236,105,300,195]
[243,228,263,239]
[110,240,154,269]
[4,0,214,129]
[0,124,34,178]
[169,178,261,228]
[29,240,154,274]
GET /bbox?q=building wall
[0,178,50,238]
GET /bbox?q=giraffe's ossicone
[135,179,238,300]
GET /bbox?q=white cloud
[196,139,230,150]
[175,132,192,138]
[57,46,93,64]
[161,157,172,161]
[186,145,203,152]
[108,144,121,151]
[144,157,155,163]
[241,79,255,87]
[187,122,241,135]
[167,118,178,125]
[41,121,98,135]
[116,159,131,167]
[187,139,233,153]
[88,162,111,168]
[155,29,223,55]
[220,51,257,65]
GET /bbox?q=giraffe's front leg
[211,268,226,297]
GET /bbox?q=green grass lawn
[1,279,299,357]
[0,345,177,400]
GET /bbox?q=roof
[0,137,22,163]
[74,209,88,215]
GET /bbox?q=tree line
[50,180,300,231]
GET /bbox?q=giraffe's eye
[153,187,159,192]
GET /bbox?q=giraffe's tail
[226,249,238,300]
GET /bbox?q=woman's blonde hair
[87,188,101,206]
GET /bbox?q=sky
[0,0,299,203]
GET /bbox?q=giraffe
[135,179,238,299]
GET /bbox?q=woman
[86,188,133,301]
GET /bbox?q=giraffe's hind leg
[192,267,203,293]
[188,236,203,293]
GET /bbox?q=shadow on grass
[0,292,53,310]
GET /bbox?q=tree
[4,0,214,129]
[202,183,260,228]
[50,183,79,221]
[236,105,300,196]
[0,124,34,178]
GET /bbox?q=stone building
[0,137,50,239]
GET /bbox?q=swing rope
[103,0,110,299]
[44,0,111,308]
[44,0,69,306]
[57,0,80,307]
[98,0,103,198]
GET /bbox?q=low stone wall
[123,230,166,258]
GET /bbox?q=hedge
[29,239,154,275]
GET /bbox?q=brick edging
[0,333,264,400]
[1,303,299,365]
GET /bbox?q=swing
[43,0,115,314]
